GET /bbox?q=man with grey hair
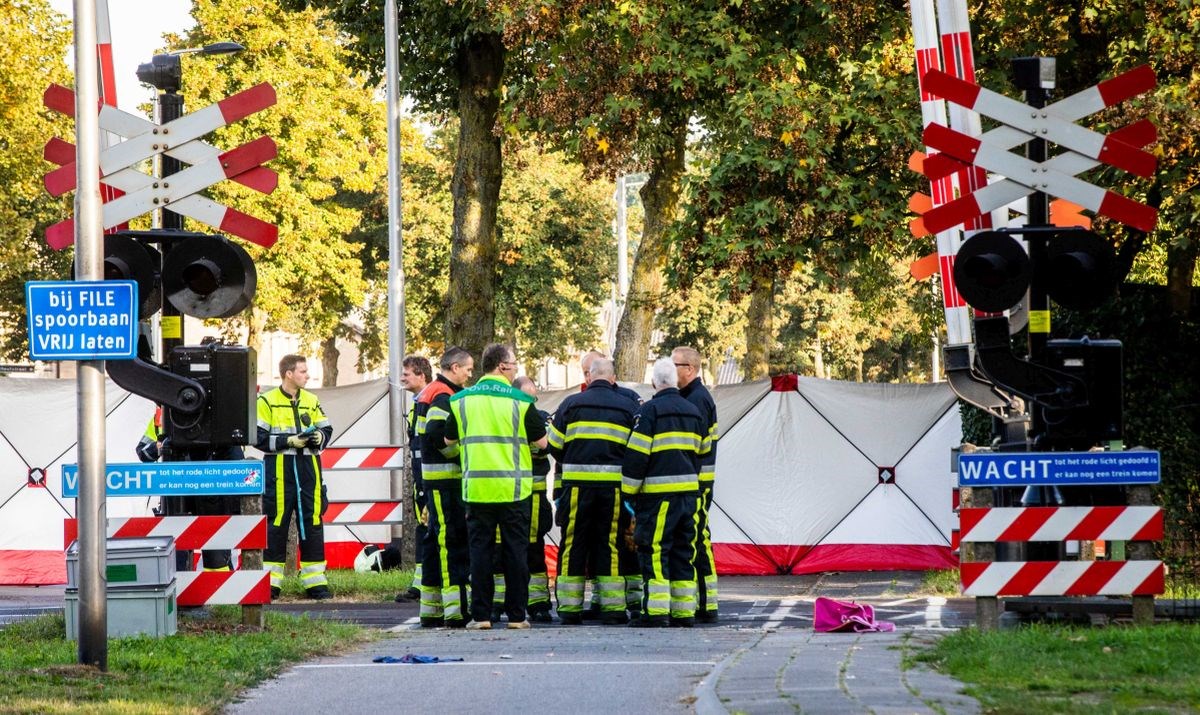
[548,357,640,624]
[673,345,720,623]
[621,357,708,627]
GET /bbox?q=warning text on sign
[61,460,264,497]
[958,450,1160,487]
[25,280,138,361]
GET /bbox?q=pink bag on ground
[813,597,895,633]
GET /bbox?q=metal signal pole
[72,0,108,669]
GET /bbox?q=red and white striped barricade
[320,446,406,555]
[64,516,271,606]
[958,506,1164,596]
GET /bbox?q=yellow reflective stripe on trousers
[272,453,285,527]
[432,491,451,591]
[562,488,579,578]
[310,454,322,525]
[608,494,621,576]
[650,500,669,581]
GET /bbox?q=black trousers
[467,498,532,623]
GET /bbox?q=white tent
[0,378,155,584]
[0,374,959,584]
[705,375,960,575]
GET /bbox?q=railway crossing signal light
[100,230,256,319]
[953,228,1117,314]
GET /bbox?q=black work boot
[305,585,332,600]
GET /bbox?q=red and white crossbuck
[917,65,1159,234]
[42,82,279,250]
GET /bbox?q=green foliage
[496,141,615,364]
[353,123,616,369]
[176,0,383,352]
[0,0,73,360]
[1053,285,1200,552]
[917,623,1200,714]
[0,610,367,714]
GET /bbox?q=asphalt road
[234,573,980,715]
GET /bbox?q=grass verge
[0,607,372,714]
[274,567,415,602]
[914,623,1200,714]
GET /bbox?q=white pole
[73,0,108,669]
[384,0,407,545]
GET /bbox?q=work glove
[306,430,324,448]
[286,434,308,449]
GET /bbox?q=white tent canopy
[0,375,959,584]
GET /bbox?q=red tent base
[714,543,957,576]
[0,550,67,585]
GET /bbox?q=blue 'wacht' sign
[61,460,264,497]
[958,450,1160,487]
[25,280,138,360]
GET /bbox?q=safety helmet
[354,544,384,573]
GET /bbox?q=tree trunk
[445,33,505,362]
[813,334,825,378]
[1166,239,1198,318]
[321,335,339,387]
[743,271,775,380]
[245,307,266,356]
[613,119,688,382]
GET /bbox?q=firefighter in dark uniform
[673,345,720,623]
[577,350,644,619]
[257,354,334,600]
[417,346,474,627]
[622,357,708,628]
[548,357,639,625]
[397,355,432,602]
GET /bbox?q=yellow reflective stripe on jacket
[548,423,566,450]
[564,421,632,444]
[650,431,701,452]
[641,472,699,493]
[627,431,652,455]
[561,463,623,483]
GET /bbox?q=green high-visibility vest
[449,375,536,503]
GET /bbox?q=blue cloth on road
[373,654,464,664]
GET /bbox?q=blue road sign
[25,280,138,361]
[958,450,1160,487]
[61,460,264,497]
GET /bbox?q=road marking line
[924,596,946,628]
[762,598,798,630]
[298,660,719,669]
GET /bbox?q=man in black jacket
[622,357,708,628]
[673,345,720,623]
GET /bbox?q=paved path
[2,573,983,713]
[232,573,981,714]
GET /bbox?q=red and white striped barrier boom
[909,0,972,345]
[320,446,404,471]
[959,506,1162,543]
[324,501,403,525]
[961,560,1163,597]
[64,515,267,550]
